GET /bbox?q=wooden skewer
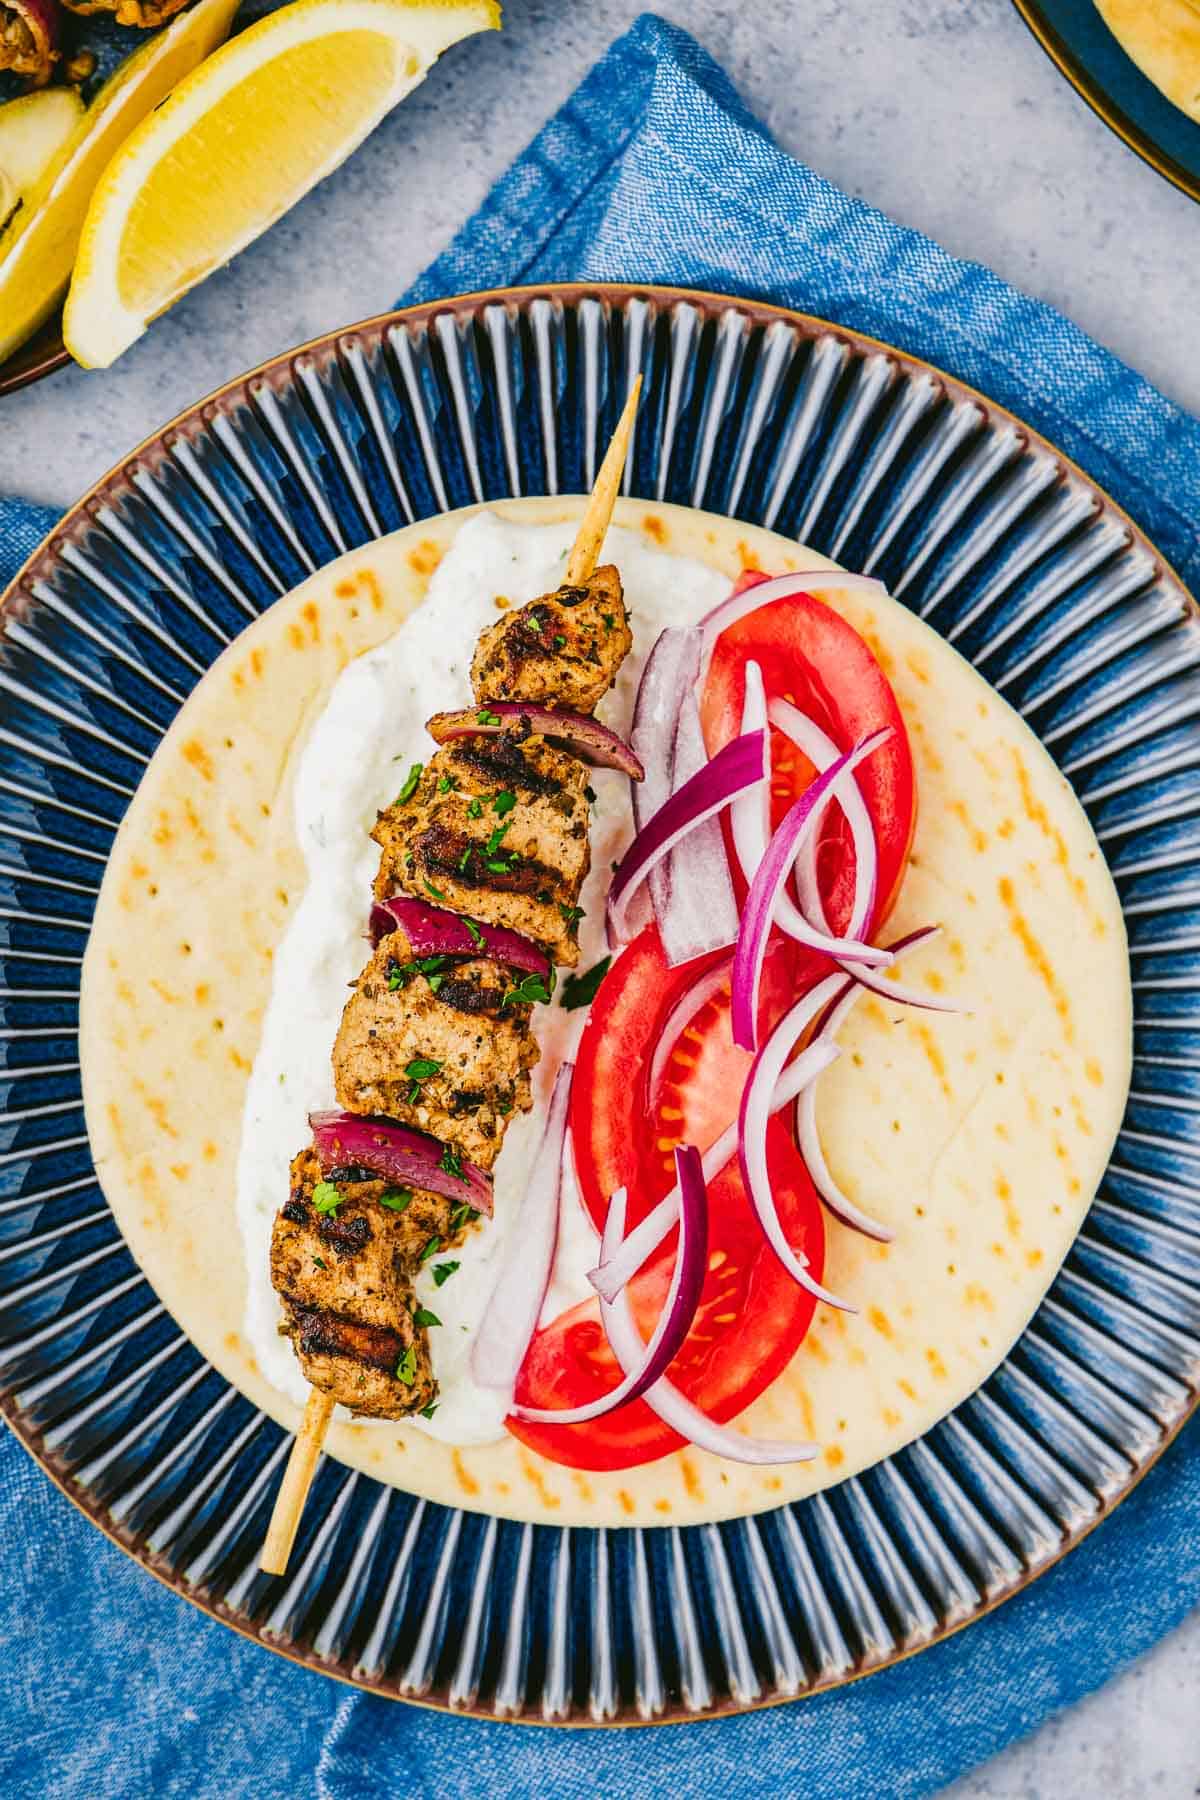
[258,379,644,1577]
[565,375,642,585]
[261,1387,335,1575]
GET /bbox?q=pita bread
[80,498,1131,1528]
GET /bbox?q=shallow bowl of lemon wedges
[0,0,498,391]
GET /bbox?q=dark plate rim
[1012,0,1200,205]
[2,278,1196,1720]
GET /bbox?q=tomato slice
[508,926,824,1471]
[699,572,916,936]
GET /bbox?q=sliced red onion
[768,695,878,945]
[470,1065,572,1393]
[606,729,768,946]
[728,664,877,963]
[369,894,549,978]
[600,1191,817,1465]
[511,1144,708,1425]
[590,1121,739,1305]
[739,984,858,1308]
[699,569,887,676]
[630,626,699,940]
[309,1110,492,1214]
[427,703,643,779]
[828,923,963,1013]
[731,731,894,1053]
[648,956,732,1102]
[657,690,740,967]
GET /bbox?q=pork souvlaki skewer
[260,380,643,1576]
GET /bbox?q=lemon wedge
[0,0,239,367]
[0,87,86,236]
[63,0,499,369]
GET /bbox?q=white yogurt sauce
[236,513,728,1445]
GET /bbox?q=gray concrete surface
[1,2,1197,1792]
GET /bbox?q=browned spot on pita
[1026,1248,1044,1269]
[803,1332,829,1364]
[130,859,148,881]
[335,579,356,598]
[153,812,174,847]
[136,1157,165,1229]
[229,1048,250,1073]
[106,1102,126,1154]
[250,648,266,678]
[653,1499,671,1514]
[407,542,442,578]
[994,1175,1020,1240]
[824,1445,844,1468]
[495,1481,510,1496]
[616,1489,635,1516]
[138,1089,178,1139]
[1085,1057,1104,1087]
[913,1023,952,1099]
[194,983,210,1004]
[882,1406,901,1428]
[868,1307,893,1341]
[948,796,987,853]
[229,812,257,850]
[679,1458,703,1503]
[493,594,510,611]
[149,979,180,1006]
[965,1283,993,1311]
[287,624,306,650]
[999,875,1073,1044]
[300,601,321,642]
[451,1450,480,1497]
[518,1453,560,1510]
[571,1473,595,1504]
[926,1348,948,1381]
[202,1141,218,1162]
[182,740,214,782]
[904,649,931,686]
[169,1163,189,1181]
[898,1378,918,1401]
[764,1477,782,1492]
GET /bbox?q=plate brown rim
[1,278,1195,1722]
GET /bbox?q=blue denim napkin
[1,14,1197,1797]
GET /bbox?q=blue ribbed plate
[1,284,1197,1722]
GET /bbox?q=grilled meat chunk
[373,735,591,965]
[271,1148,460,1418]
[471,566,631,716]
[332,930,538,1169]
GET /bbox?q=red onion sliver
[512,1144,708,1425]
[309,1110,493,1213]
[599,1188,817,1465]
[738,981,857,1308]
[699,569,887,675]
[589,1121,738,1304]
[470,1065,572,1393]
[768,695,878,945]
[648,956,732,1102]
[427,703,643,780]
[657,690,740,967]
[731,730,894,1053]
[606,729,768,945]
[369,894,549,978]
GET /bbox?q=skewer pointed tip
[260,1386,335,1576]
[565,374,643,586]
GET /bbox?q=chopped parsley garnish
[467,797,483,819]
[395,762,423,805]
[311,1181,341,1217]
[431,1259,460,1286]
[379,1189,413,1213]
[463,917,484,947]
[420,1236,443,1264]
[560,956,611,1011]
[312,1256,326,1270]
[439,1142,464,1180]
[458,847,472,873]
[427,973,444,995]
[553,633,566,650]
[528,609,544,632]
[558,901,584,926]
[437,774,458,793]
[417,956,448,974]
[484,822,509,856]
[391,955,448,992]
[412,1307,441,1329]
[388,962,405,991]
[424,879,448,902]
[495,1094,514,1115]
[486,856,516,874]
[584,786,597,805]
[405,1055,441,1105]
[395,1346,418,1385]
[419,1402,439,1420]
[502,969,553,1008]
[492,790,516,817]
[476,709,502,726]
[450,1202,480,1233]
[602,612,615,631]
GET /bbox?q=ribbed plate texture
[1,285,1197,1721]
